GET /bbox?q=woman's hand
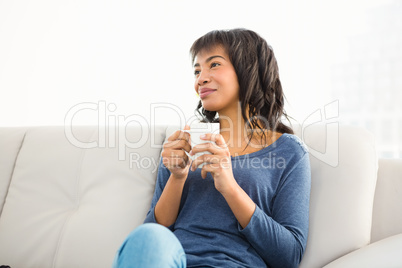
[161,125,192,180]
[190,133,236,195]
[190,132,256,228]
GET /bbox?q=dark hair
[190,28,294,147]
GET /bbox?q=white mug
[184,122,220,169]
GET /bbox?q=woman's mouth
[199,88,216,99]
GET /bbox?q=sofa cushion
[323,234,402,268]
[297,124,378,268]
[0,126,166,268]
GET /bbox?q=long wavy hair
[190,28,294,148]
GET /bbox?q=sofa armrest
[323,234,402,268]
[0,128,27,215]
[371,158,402,242]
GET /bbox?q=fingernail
[200,134,206,139]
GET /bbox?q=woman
[113,28,311,268]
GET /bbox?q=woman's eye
[211,62,220,68]
[194,70,200,76]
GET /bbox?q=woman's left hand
[190,133,236,195]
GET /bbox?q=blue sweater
[144,133,311,268]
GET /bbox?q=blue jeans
[112,223,187,268]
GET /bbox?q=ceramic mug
[184,122,220,168]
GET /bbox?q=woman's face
[193,46,240,114]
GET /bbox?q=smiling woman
[112,28,311,268]
[193,46,239,115]
[191,29,294,154]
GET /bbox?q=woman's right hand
[161,125,192,180]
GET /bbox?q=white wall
[0,0,400,155]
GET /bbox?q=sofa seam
[0,128,27,218]
[369,132,380,243]
[51,127,95,268]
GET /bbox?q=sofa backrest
[0,128,27,216]
[0,124,380,268]
[371,158,402,242]
[295,124,377,268]
[0,126,166,267]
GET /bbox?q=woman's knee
[125,223,174,246]
[115,223,186,267]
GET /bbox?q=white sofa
[0,124,401,268]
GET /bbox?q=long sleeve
[143,158,171,225]
[239,152,311,268]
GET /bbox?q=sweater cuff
[143,207,175,231]
[238,204,261,233]
[143,207,157,224]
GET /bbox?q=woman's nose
[197,70,211,85]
